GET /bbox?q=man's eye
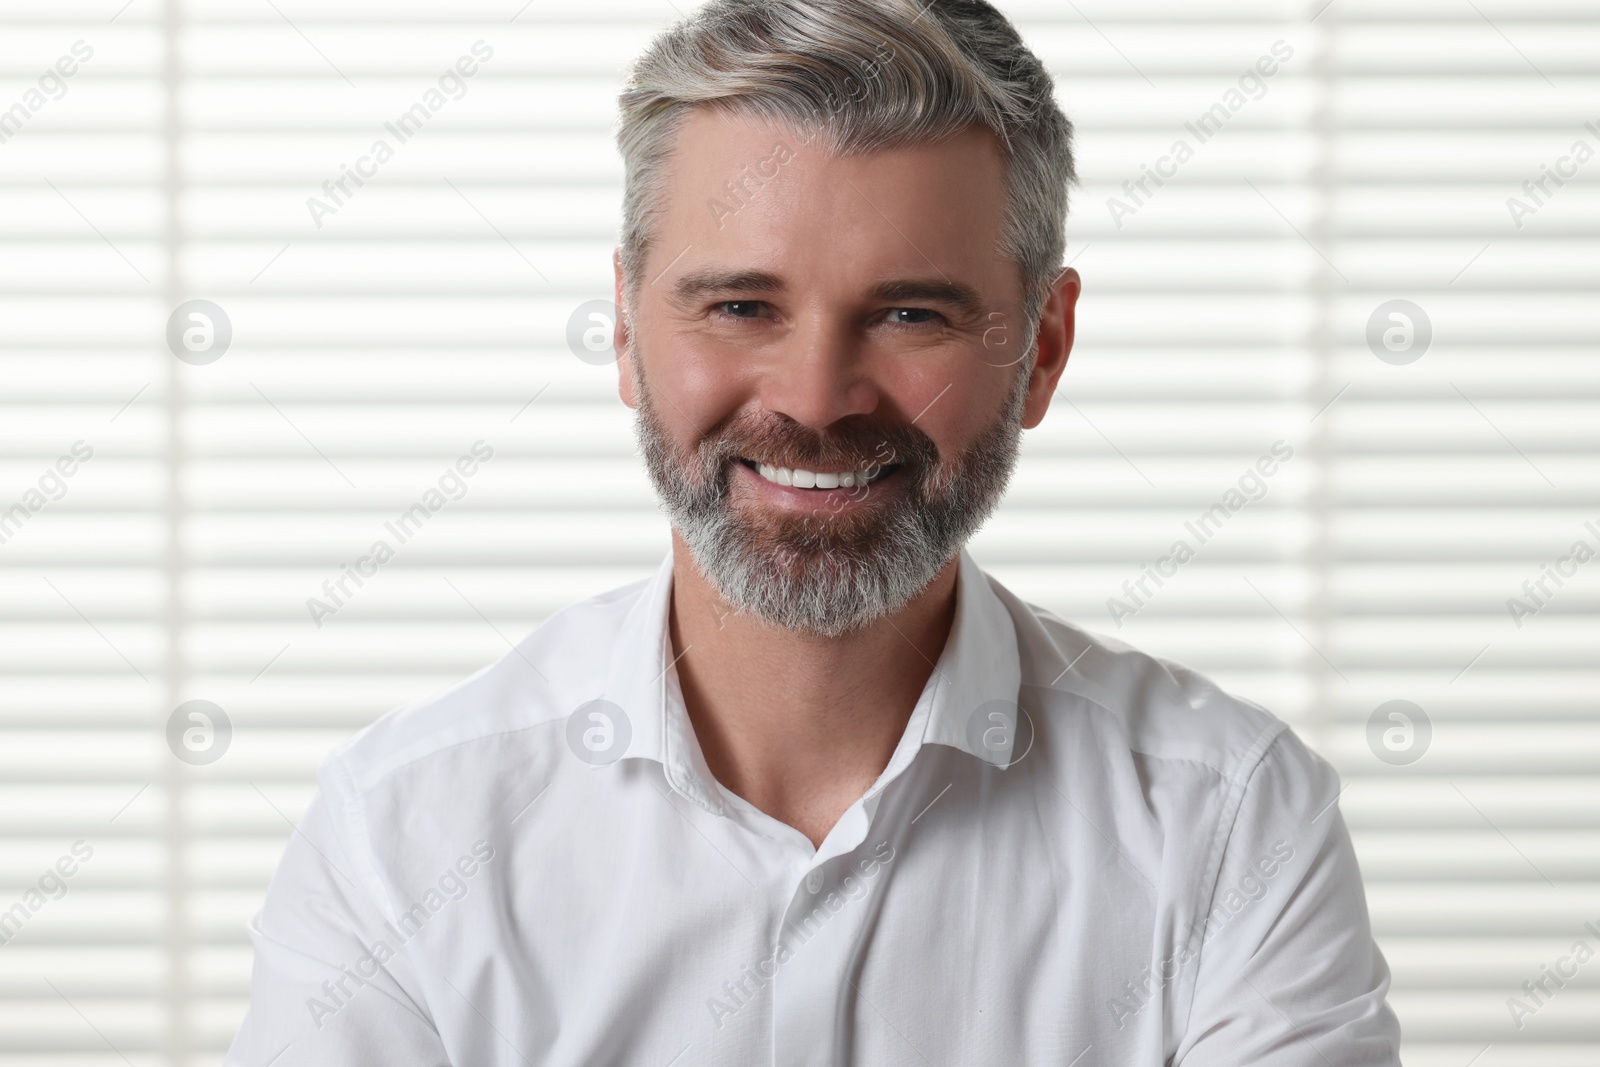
[716,301,765,319]
[885,308,943,327]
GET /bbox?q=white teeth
[757,463,792,486]
[750,462,881,490]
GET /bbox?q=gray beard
[632,356,1029,637]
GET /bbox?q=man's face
[615,108,1069,636]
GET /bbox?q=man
[227,1,1401,1063]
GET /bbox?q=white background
[0,0,1596,1063]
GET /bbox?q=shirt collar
[600,545,1024,809]
[919,547,1024,767]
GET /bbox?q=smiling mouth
[736,457,899,490]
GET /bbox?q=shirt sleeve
[224,760,452,1066]
[1174,728,1403,1066]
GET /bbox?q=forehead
[651,107,1014,295]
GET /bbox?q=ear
[1020,266,1081,430]
[613,247,638,410]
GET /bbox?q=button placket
[773,834,902,1067]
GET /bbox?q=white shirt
[226,548,1401,1066]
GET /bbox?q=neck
[667,530,960,849]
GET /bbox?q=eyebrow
[869,278,985,320]
[670,268,785,304]
[669,269,987,319]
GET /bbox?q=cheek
[895,364,1008,457]
[646,328,754,435]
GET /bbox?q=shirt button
[805,868,824,894]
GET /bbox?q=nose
[757,317,881,431]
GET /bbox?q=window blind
[0,1,1594,1064]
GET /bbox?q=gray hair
[615,0,1075,355]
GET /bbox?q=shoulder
[982,574,1343,918]
[986,574,1301,790]
[322,573,651,799]
[294,574,660,912]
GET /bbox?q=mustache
[697,411,939,476]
